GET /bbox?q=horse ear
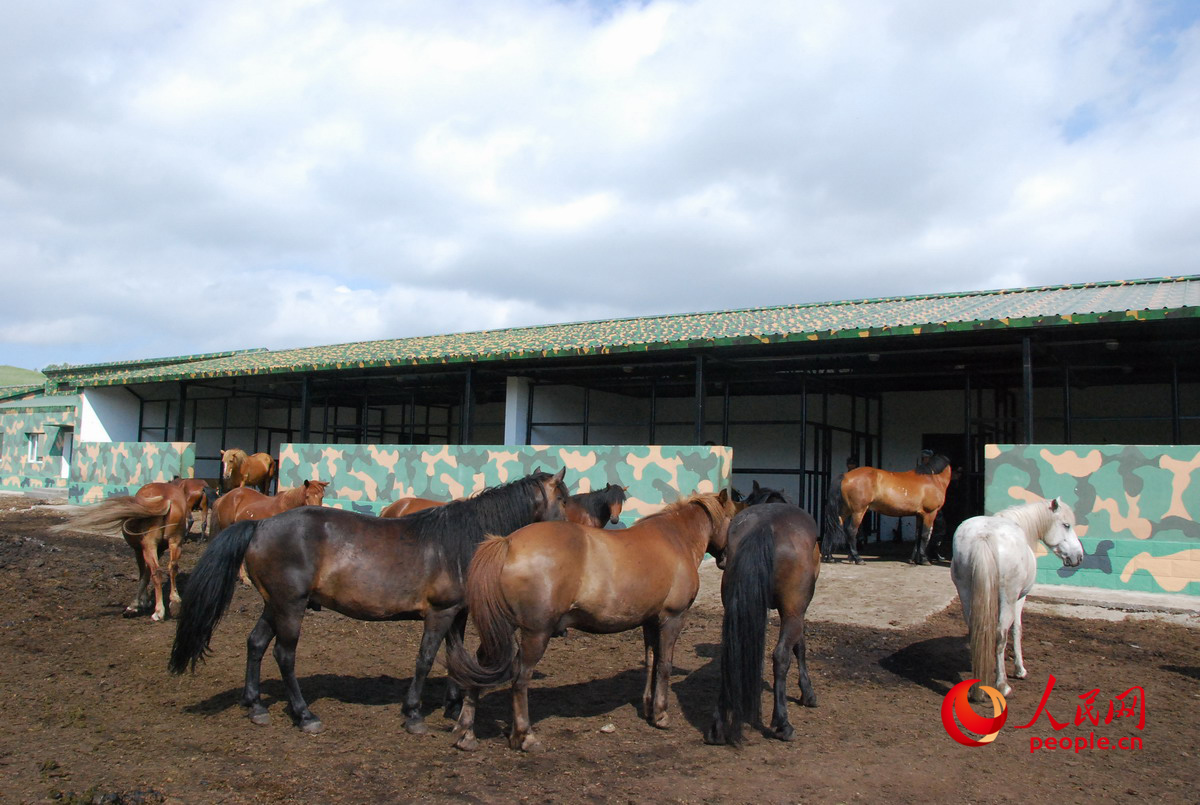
[1049,497,1060,512]
[552,467,566,485]
[718,488,730,504]
[753,480,761,492]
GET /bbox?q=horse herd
[58,449,1085,750]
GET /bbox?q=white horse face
[1043,498,1084,567]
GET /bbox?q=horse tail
[711,520,775,746]
[968,532,1000,698]
[445,535,518,689]
[56,495,171,536]
[169,520,259,675]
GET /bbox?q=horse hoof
[454,734,480,752]
[774,725,796,742]
[122,607,140,619]
[405,718,430,736]
[853,558,865,566]
[518,735,544,753]
[249,711,271,726]
[652,713,670,730]
[151,611,166,622]
[300,718,324,734]
[801,695,818,708]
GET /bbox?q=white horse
[951,498,1084,700]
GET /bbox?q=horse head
[1042,497,1084,567]
[534,467,569,521]
[220,448,247,481]
[302,480,329,506]
[604,484,628,525]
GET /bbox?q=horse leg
[648,616,685,729]
[403,608,458,735]
[270,607,322,733]
[910,514,934,565]
[166,530,185,615]
[509,630,552,752]
[143,538,168,622]
[442,609,468,721]
[994,598,1015,697]
[640,621,659,720]
[846,511,866,565]
[243,614,276,725]
[451,686,481,751]
[124,536,151,616]
[1011,596,1028,680]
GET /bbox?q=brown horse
[219,449,276,494]
[832,454,951,565]
[170,469,569,735]
[379,496,448,518]
[446,490,737,752]
[704,502,820,746]
[208,481,329,536]
[562,483,627,527]
[58,482,192,621]
[170,478,215,536]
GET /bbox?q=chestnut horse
[705,502,820,746]
[58,482,192,621]
[170,469,568,735]
[446,491,737,752]
[171,478,215,536]
[563,483,627,527]
[208,480,329,537]
[219,449,276,494]
[833,454,951,565]
[379,497,447,518]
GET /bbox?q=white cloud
[1,0,1198,370]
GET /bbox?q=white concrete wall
[79,388,139,442]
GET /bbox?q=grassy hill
[0,365,45,387]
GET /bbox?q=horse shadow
[878,635,970,697]
[184,672,453,719]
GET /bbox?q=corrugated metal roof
[51,275,1200,387]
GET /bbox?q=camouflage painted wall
[0,404,77,491]
[985,444,1200,596]
[276,443,734,523]
[68,442,196,504]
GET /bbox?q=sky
[2,0,1198,371]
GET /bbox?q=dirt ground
[0,495,1197,805]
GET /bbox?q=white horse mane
[995,498,1069,550]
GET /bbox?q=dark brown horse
[58,482,192,621]
[379,496,447,518]
[833,454,951,565]
[219,449,276,494]
[704,502,820,746]
[446,491,737,752]
[169,469,568,735]
[208,480,329,537]
[563,483,627,527]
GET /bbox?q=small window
[26,432,44,463]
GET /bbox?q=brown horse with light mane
[446,490,737,752]
[832,453,952,565]
[57,481,193,621]
[208,481,328,537]
[220,449,276,494]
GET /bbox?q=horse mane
[914,454,951,475]
[996,498,1071,547]
[402,471,560,580]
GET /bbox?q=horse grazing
[951,498,1083,701]
[705,502,820,746]
[169,469,568,735]
[563,483,627,527]
[446,490,738,752]
[208,480,329,537]
[833,453,952,565]
[379,497,447,518]
[58,482,192,621]
[219,449,276,494]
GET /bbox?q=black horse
[705,502,820,745]
[169,469,568,735]
[564,483,628,527]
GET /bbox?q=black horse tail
[445,535,518,689]
[169,520,259,675]
[709,520,775,746]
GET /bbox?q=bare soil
[0,495,1196,804]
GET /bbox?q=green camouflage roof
[50,275,1200,388]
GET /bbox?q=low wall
[69,442,196,504]
[0,403,77,492]
[276,443,733,522]
[985,444,1199,596]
